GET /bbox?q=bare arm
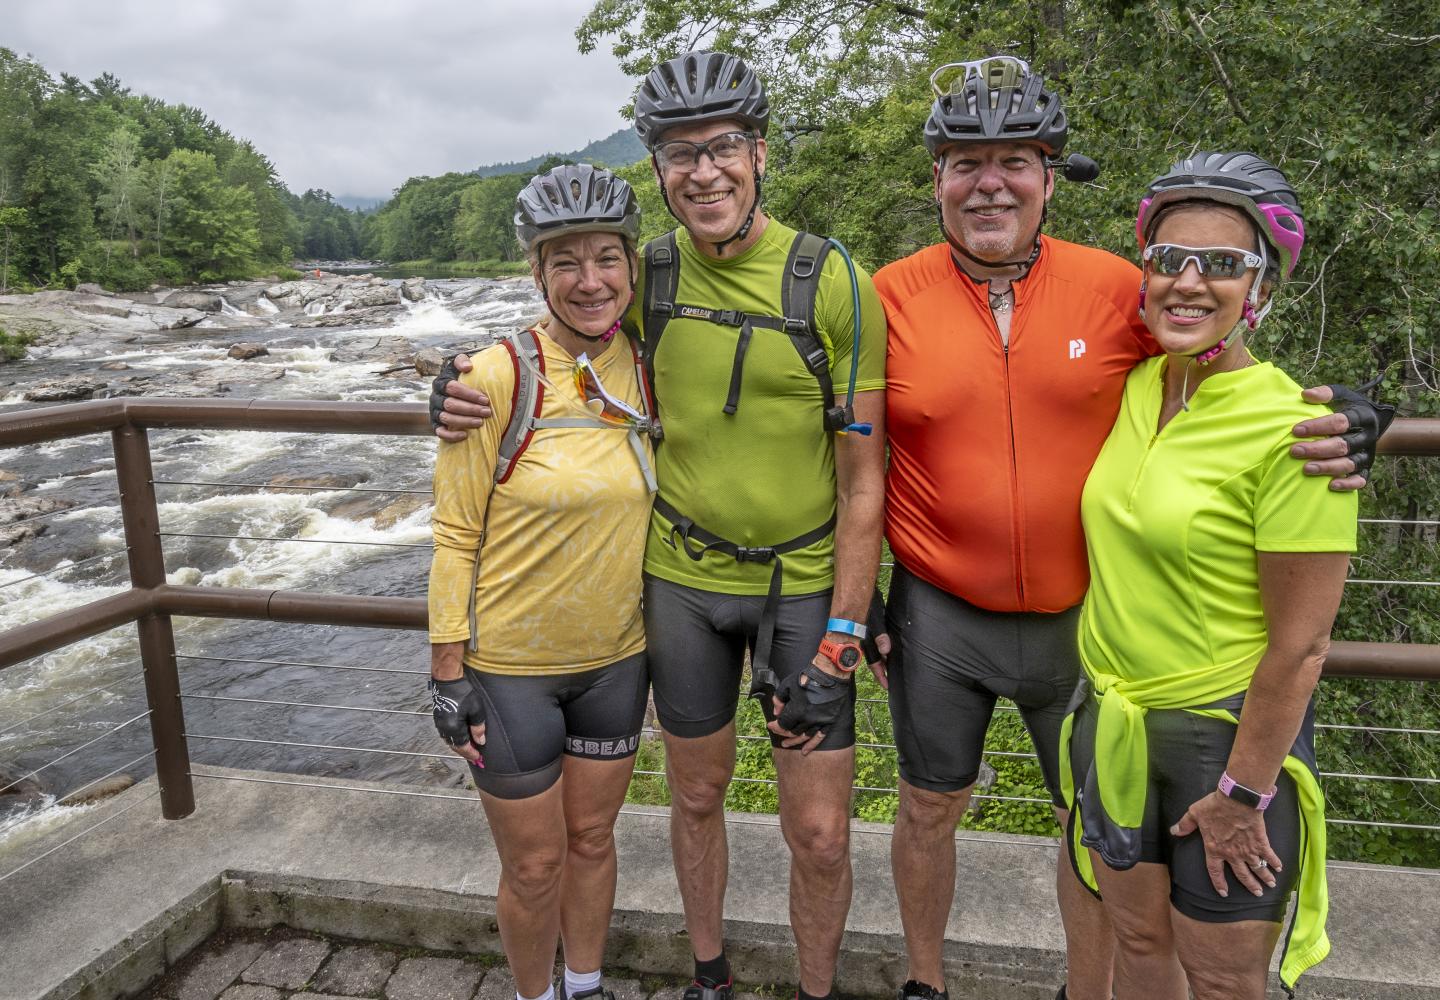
[828,388,887,628]
[1171,550,1350,897]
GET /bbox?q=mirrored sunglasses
[1143,243,1264,280]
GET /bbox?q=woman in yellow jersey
[427,164,656,1000]
[1064,153,1358,1000]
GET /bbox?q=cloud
[6,0,637,198]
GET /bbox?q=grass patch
[0,326,35,362]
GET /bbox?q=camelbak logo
[1068,339,1087,360]
[678,305,711,319]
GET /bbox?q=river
[0,276,543,851]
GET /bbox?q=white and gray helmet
[514,163,641,253]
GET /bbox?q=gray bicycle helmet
[923,56,1068,159]
[1136,151,1305,278]
[634,50,770,148]
[514,163,641,253]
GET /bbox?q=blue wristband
[826,617,868,640]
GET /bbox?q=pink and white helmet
[1135,151,1305,279]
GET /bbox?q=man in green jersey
[433,51,887,1000]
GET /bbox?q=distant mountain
[472,127,646,179]
[333,194,388,212]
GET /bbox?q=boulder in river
[167,291,223,313]
[401,276,428,302]
[266,472,369,492]
[414,348,445,377]
[0,495,74,546]
[23,376,105,402]
[347,284,402,308]
[99,361,130,371]
[227,342,269,360]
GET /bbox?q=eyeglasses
[573,354,647,428]
[1143,244,1264,280]
[653,131,755,173]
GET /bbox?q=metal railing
[1,397,1438,835]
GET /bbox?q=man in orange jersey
[872,56,1386,1000]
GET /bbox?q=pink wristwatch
[1218,771,1276,811]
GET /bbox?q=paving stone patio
[137,929,776,1000]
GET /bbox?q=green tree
[90,125,146,257]
[454,174,528,261]
[161,148,260,279]
[0,206,27,292]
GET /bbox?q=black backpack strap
[780,232,836,416]
[641,230,680,398]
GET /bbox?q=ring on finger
[1251,859,1269,870]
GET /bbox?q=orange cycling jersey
[875,236,1158,613]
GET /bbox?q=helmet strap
[653,151,763,256]
[938,201,1045,280]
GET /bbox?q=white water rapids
[0,277,543,852]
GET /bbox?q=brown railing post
[112,423,194,819]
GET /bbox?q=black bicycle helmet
[514,163,641,254]
[1136,151,1305,278]
[923,56,1068,159]
[634,50,770,148]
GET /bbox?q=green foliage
[473,126,646,178]
[0,325,34,361]
[0,49,302,288]
[365,172,477,262]
[454,174,529,262]
[602,0,1440,865]
[292,189,365,260]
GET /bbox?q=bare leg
[481,783,569,997]
[557,753,640,974]
[774,745,856,996]
[891,779,971,990]
[1052,806,1114,1000]
[1088,857,1186,1000]
[1172,908,1282,1000]
[662,723,738,964]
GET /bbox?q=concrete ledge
[0,768,1436,1000]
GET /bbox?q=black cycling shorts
[1067,692,1309,924]
[643,575,855,750]
[463,652,648,800]
[886,564,1080,804]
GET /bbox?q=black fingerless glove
[428,355,461,431]
[775,665,851,737]
[1326,376,1397,483]
[428,673,485,751]
[860,587,887,665]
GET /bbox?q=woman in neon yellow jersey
[428,163,656,1000]
[1064,153,1357,1000]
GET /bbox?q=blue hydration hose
[825,237,872,436]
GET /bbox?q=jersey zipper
[994,317,1026,608]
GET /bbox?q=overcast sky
[5,0,638,200]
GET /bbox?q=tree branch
[1179,3,1249,124]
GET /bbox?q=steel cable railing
[0,549,129,591]
[0,710,152,794]
[0,669,145,738]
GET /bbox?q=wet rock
[99,361,130,371]
[23,376,105,402]
[414,348,445,377]
[328,493,429,527]
[169,291,224,312]
[266,472,368,492]
[329,336,414,364]
[348,284,402,308]
[74,283,111,295]
[74,301,134,319]
[58,774,135,806]
[228,343,270,360]
[401,276,428,301]
[0,764,44,799]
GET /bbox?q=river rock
[168,291,223,312]
[330,336,414,364]
[0,764,44,799]
[401,277,428,302]
[348,284,402,308]
[74,283,110,295]
[99,361,130,371]
[414,348,445,377]
[266,472,369,492]
[228,342,270,360]
[59,774,135,806]
[23,376,105,402]
[0,495,73,546]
